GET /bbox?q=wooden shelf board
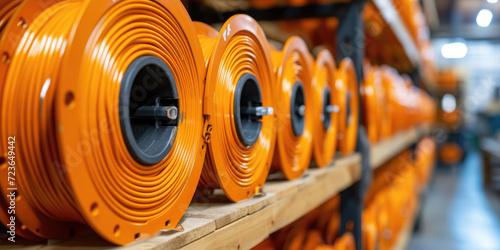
[34,154,360,250]
[9,126,432,250]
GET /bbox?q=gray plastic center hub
[234,73,264,147]
[323,88,332,131]
[119,56,179,165]
[291,82,306,137]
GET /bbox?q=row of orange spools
[361,62,436,143]
[364,1,436,83]
[0,0,361,245]
[363,137,435,250]
[253,196,356,250]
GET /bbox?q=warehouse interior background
[411,0,500,249]
[1,0,500,249]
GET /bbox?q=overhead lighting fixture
[442,94,457,113]
[487,0,498,3]
[441,42,468,59]
[477,9,493,27]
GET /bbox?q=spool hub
[322,88,332,131]
[290,81,306,137]
[119,56,179,165]
[234,73,273,146]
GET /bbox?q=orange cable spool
[373,66,391,140]
[303,230,325,250]
[194,15,276,202]
[361,61,379,144]
[312,49,340,167]
[1,0,207,245]
[362,204,378,250]
[0,0,44,242]
[336,58,359,156]
[439,142,463,166]
[380,66,398,136]
[271,36,314,180]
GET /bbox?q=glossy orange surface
[312,49,339,167]
[1,0,207,245]
[336,58,359,156]
[271,36,314,180]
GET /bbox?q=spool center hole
[120,56,179,165]
[346,91,352,127]
[234,74,263,147]
[323,88,332,131]
[291,82,306,137]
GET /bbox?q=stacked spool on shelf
[362,202,378,250]
[370,64,392,141]
[361,61,379,143]
[252,195,355,250]
[380,66,404,134]
[271,36,314,180]
[336,58,359,156]
[363,138,436,250]
[379,65,435,137]
[317,196,340,245]
[415,137,436,188]
[312,49,340,167]
[194,15,276,202]
[0,0,207,245]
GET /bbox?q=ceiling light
[477,9,493,27]
[441,42,468,59]
[487,0,497,3]
[442,94,457,113]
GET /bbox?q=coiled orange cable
[0,0,44,242]
[374,67,391,140]
[0,0,206,245]
[194,15,277,202]
[271,36,315,180]
[336,58,359,156]
[0,0,21,36]
[312,49,339,167]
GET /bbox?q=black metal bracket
[188,2,350,23]
[340,126,371,250]
[337,1,369,250]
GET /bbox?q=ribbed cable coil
[271,36,315,180]
[312,49,339,167]
[194,15,276,202]
[0,0,206,245]
[336,58,359,156]
[374,66,391,140]
[0,0,21,35]
[0,0,44,242]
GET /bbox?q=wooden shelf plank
[14,127,431,250]
[180,154,361,250]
